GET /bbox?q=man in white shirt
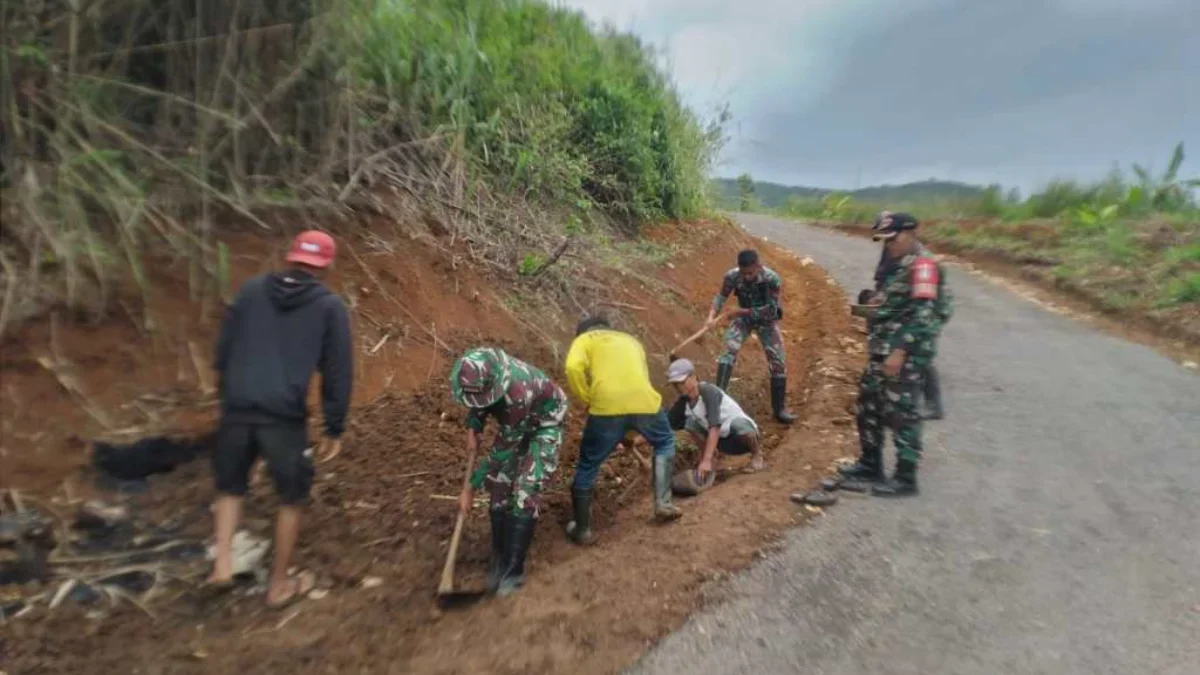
[665,358,765,489]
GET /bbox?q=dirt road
[630,213,1200,675]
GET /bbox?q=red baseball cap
[285,230,336,268]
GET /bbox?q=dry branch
[530,238,571,278]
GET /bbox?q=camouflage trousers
[717,318,787,378]
[483,426,562,518]
[855,357,924,464]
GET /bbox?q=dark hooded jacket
[214,270,352,437]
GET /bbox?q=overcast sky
[556,0,1200,192]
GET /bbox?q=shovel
[667,319,720,361]
[436,443,488,609]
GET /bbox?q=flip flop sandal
[266,571,316,611]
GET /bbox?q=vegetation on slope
[0,0,726,336]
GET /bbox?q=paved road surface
[630,213,1200,675]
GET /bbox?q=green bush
[338,0,720,223]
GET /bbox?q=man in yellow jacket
[563,315,681,545]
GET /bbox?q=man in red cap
[207,229,353,608]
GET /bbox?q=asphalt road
[629,213,1200,675]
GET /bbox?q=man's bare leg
[746,434,766,472]
[266,505,304,604]
[208,495,242,584]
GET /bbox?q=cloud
[559,0,1200,190]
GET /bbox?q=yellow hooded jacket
[564,328,662,416]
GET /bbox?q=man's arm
[699,383,724,428]
[887,258,941,356]
[708,271,737,321]
[666,395,689,431]
[470,422,523,490]
[213,286,247,397]
[213,289,243,375]
[318,297,354,438]
[563,337,592,408]
[696,383,725,473]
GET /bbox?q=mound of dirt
[1,219,864,675]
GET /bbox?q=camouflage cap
[450,347,511,409]
[871,211,919,240]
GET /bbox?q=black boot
[922,364,944,420]
[496,512,536,597]
[837,445,884,492]
[486,509,507,593]
[565,487,597,546]
[871,459,919,497]
[770,377,797,424]
[715,363,733,391]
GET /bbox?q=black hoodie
[214,270,352,437]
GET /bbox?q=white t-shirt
[684,383,758,438]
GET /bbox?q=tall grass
[0,0,725,336]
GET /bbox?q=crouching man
[451,346,568,597]
[665,358,764,495]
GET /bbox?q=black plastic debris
[67,583,105,607]
[92,432,216,482]
[1,599,26,619]
[1,511,56,586]
[99,570,156,594]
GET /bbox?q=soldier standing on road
[451,346,568,597]
[840,212,950,497]
[707,249,797,424]
[563,315,682,546]
[208,230,352,608]
[863,211,949,420]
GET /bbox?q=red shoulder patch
[911,258,939,300]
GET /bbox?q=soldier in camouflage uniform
[707,249,797,424]
[450,346,568,597]
[840,212,951,497]
[865,211,951,420]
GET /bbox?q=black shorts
[212,421,313,505]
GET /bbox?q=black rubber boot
[837,445,884,492]
[871,459,919,497]
[770,377,797,424]
[715,363,733,391]
[496,513,536,597]
[922,364,944,420]
[565,487,597,546]
[652,454,683,522]
[486,509,507,593]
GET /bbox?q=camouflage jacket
[463,354,568,489]
[866,245,950,364]
[712,265,783,324]
[868,244,954,328]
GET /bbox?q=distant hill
[710,177,990,210]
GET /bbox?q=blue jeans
[572,411,676,491]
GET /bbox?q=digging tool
[436,443,488,608]
[667,319,720,361]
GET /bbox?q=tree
[737,172,756,212]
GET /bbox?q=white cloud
[555,0,1198,189]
